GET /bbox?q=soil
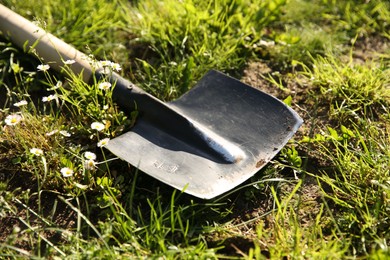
[0,166,78,252]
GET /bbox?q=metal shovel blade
[106,70,303,199]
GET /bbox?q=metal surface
[0,4,303,199]
[107,70,303,199]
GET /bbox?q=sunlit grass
[298,55,390,123]
[300,121,390,256]
[122,0,287,99]
[1,0,390,258]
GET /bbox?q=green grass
[298,54,390,124]
[123,0,286,99]
[1,0,390,258]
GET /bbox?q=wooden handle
[0,4,93,82]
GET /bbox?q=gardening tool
[0,4,303,199]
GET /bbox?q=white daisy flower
[42,94,57,102]
[30,148,44,156]
[13,100,28,107]
[37,64,50,71]
[84,159,96,171]
[110,62,122,72]
[97,138,110,148]
[60,167,74,177]
[98,82,112,90]
[5,114,22,126]
[91,122,105,131]
[84,151,97,160]
[99,60,112,67]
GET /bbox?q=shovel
[0,4,303,199]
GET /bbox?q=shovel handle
[0,4,93,81]
[0,4,156,114]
